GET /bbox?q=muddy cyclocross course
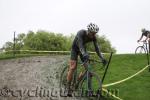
[0,55,88,100]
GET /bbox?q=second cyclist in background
[137,28,150,53]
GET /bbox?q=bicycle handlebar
[81,58,102,66]
[81,52,113,69]
[138,41,148,44]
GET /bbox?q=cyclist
[66,23,107,96]
[137,28,150,53]
[137,28,150,42]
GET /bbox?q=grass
[89,53,150,100]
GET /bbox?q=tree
[23,31,35,50]
[86,35,116,53]
[2,30,116,53]
[15,33,26,50]
[3,42,13,51]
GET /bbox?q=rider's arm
[138,34,144,42]
[77,31,86,55]
[93,38,104,60]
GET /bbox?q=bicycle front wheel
[135,46,146,54]
[79,72,102,99]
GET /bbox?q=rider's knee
[69,60,77,70]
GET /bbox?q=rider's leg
[67,49,78,89]
[67,60,77,84]
[148,39,150,53]
[66,60,77,97]
[78,71,84,81]
[148,40,150,72]
[77,53,85,81]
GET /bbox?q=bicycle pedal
[67,89,73,97]
[67,93,73,97]
[85,90,94,97]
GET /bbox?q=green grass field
[90,53,150,100]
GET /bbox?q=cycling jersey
[71,29,104,61]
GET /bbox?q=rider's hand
[102,59,107,66]
[83,53,89,63]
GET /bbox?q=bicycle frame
[74,61,93,90]
[142,42,148,52]
[75,52,113,93]
[138,41,148,53]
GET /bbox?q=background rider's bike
[59,52,113,99]
[135,41,149,54]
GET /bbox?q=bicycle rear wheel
[135,46,146,54]
[79,72,102,100]
[59,64,68,89]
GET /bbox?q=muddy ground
[0,55,88,100]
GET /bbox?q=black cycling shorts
[70,49,84,62]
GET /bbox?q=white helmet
[87,23,99,33]
[141,28,146,33]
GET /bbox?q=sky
[0,0,150,54]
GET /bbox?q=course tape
[4,50,109,54]
[5,50,70,53]
[103,65,149,87]
[102,88,123,100]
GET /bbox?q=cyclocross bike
[135,41,149,54]
[59,52,113,99]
